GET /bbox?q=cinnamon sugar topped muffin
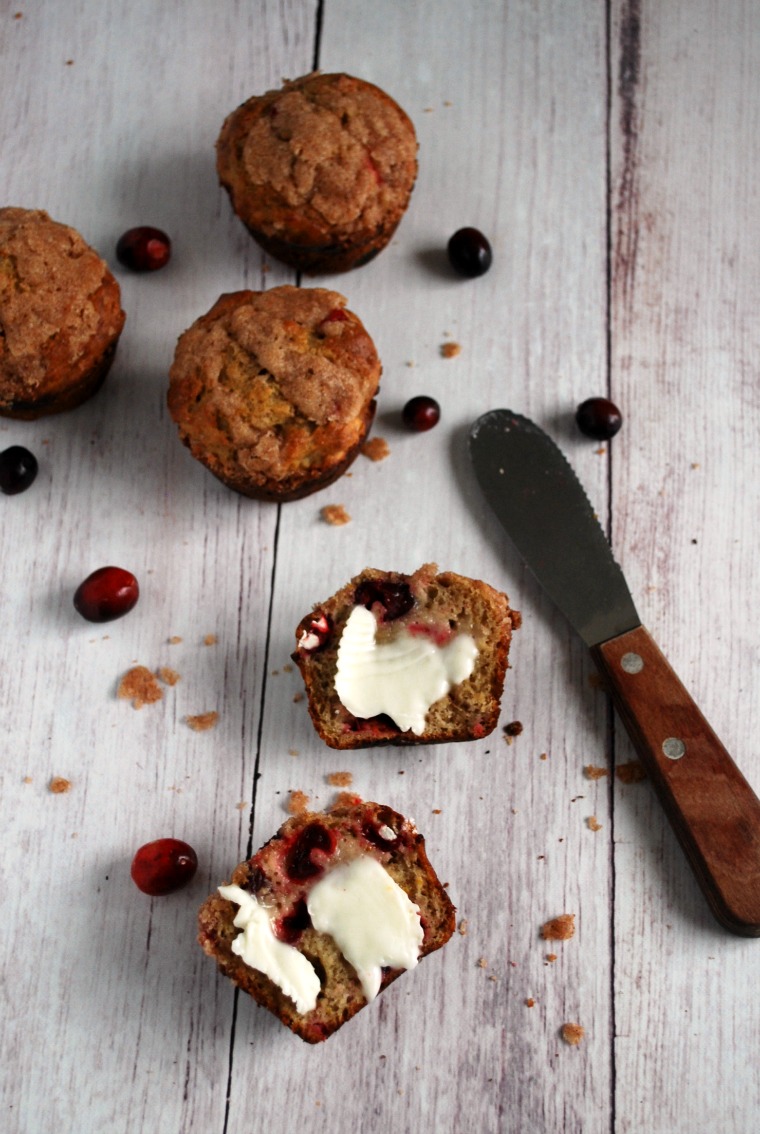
[0,207,125,418]
[167,286,381,501]
[216,72,418,273]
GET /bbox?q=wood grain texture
[1,1,759,1132]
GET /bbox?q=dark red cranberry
[277,898,312,943]
[131,838,198,895]
[0,445,38,494]
[116,226,172,272]
[447,227,492,278]
[298,612,332,652]
[246,866,267,894]
[402,396,440,432]
[284,823,335,882]
[575,397,623,441]
[354,579,414,621]
[73,566,139,622]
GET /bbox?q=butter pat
[334,605,477,734]
[307,855,423,1003]
[218,884,321,1015]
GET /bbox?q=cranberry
[402,396,440,432]
[575,397,623,440]
[354,579,414,621]
[284,823,335,882]
[298,612,332,652]
[447,227,493,278]
[131,838,198,895]
[0,445,38,494]
[73,566,139,622]
[116,226,172,272]
[277,898,312,943]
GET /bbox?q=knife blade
[469,408,760,936]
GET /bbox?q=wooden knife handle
[591,624,760,936]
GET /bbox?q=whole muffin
[0,207,125,419]
[216,72,418,273]
[167,286,381,501]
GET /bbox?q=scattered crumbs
[537,854,545,860]
[476,957,488,969]
[458,919,469,936]
[540,914,575,942]
[561,1023,585,1046]
[333,790,363,808]
[487,974,499,983]
[71,832,78,838]
[691,538,698,545]
[283,663,293,673]
[511,807,518,814]
[539,752,548,761]
[293,691,304,703]
[49,776,71,794]
[186,711,219,732]
[443,99,453,107]
[326,771,353,787]
[321,504,351,526]
[587,816,603,832]
[158,666,181,686]
[503,720,523,738]
[432,808,442,814]
[588,672,605,689]
[511,609,523,630]
[288,789,310,815]
[203,633,218,646]
[65,59,74,65]
[405,360,415,367]
[168,635,183,645]
[361,436,390,461]
[22,775,33,784]
[546,953,557,963]
[525,998,535,1008]
[584,764,608,780]
[398,769,405,775]
[117,666,163,709]
[236,801,248,811]
[616,760,646,784]
[595,446,606,456]
[288,748,299,757]
[440,341,461,359]
[691,462,700,470]
[15,12,24,18]
[271,669,279,676]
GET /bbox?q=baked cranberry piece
[116,226,172,272]
[73,566,139,622]
[447,227,493,277]
[277,898,312,943]
[354,579,414,621]
[131,838,198,895]
[402,396,440,432]
[575,397,623,440]
[284,823,335,882]
[298,612,332,652]
[0,445,38,495]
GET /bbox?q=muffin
[198,798,456,1042]
[167,285,381,501]
[216,72,418,273]
[0,207,125,418]
[293,563,518,748]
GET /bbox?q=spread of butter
[219,854,424,1014]
[334,604,478,734]
[307,855,423,1003]
[218,884,322,1015]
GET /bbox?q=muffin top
[216,72,418,248]
[0,207,124,403]
[167,286,381,492]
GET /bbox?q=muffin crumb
[587,816,603,832]
[616,760,646,784]
[117,666,163,709]
[361,436,390,461]
[321,504,351,526]
[49,776,71,794]
[584,764,608,780]
[540,914,575,941]
[203,633,218,646]
[157,666,181,686]
[288,789,310,815]
[561,1023,585,1046]
[458,918,469,936]
[440,341,461,359]
[186,711,219,732]
[326,771,353,787]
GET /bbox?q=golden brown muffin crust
[168,286,381,498]
[0,207,125,413]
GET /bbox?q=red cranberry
[131,838,198,895]
[354,579,414,621]
[447,227,492,277]
[73,566,139,622]
[297,612,332,652]
[575,397,623,440]
[277,898,312,943]
[402,396,440,432]
[0,445,38,494]
[116,226,172,272]
[284,823,335,882]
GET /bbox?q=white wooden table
[2,2,759,1131]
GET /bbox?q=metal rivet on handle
[621,652,644,674]
[662,737,686,761]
